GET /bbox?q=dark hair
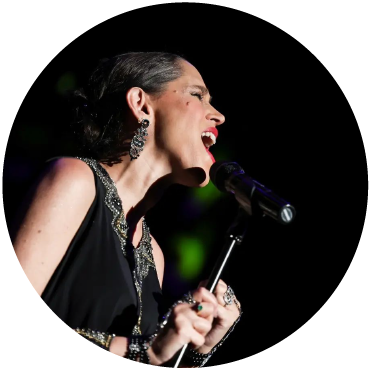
[71,52,185,164]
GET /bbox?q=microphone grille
[210,161,243,192]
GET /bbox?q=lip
[201,127,217,164]
[205,146,216,163]
[202,127,218,139]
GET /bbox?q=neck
[99,151,174,231]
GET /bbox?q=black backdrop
[3,3,368,366]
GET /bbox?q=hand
[148,287,218,365]
[195,279,241,354]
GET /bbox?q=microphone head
[210,160,244,192]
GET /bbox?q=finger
[192,317,212,336]
[215,290,227,307]
[174,311,208,347]
[214,283,229,305]
[189,328,206,348]
[217,279,228,289]
[213,280,227,297]
[192,289,218,317]
[173,302,192,314]
[192,287,218,309]
[216,304,240,324]
[192,302,216,320]
[175,302,213,322]
[197,279,208,288]
[198,279,227,291]
[172,315,203,347]
[214,282,239,310]
[215,290,241,312]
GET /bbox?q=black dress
[41,157,163,337]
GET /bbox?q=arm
[11,159,157,361]
[74,328,162,364]
[13,157,96,295]
[149,237,206,367]
[12,158,217,366]
[76,288,218,366]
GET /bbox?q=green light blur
[192,180,222,204]
[175,236,205,280]
[191,145,231,206]
[191,181,221,209]
[56,72,76,95]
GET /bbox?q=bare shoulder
[42,157,95,189]
[13,157,96,295]
[150,234,165,288]
[20,157,96,221]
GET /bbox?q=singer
[12,52,242,366]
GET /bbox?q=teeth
[201,131,216,146]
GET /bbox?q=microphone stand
[173,206,250,368]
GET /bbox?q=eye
[191,92,204,101]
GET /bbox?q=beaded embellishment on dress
[77,157,156,335]
[77,157,129,256]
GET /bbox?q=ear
[126,87,154,121]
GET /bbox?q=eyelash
[191,92,204,101]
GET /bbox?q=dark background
[3,3,368,366]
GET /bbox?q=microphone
[210,161,296,224]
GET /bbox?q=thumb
[198,279,209,288]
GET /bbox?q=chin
[176,166,210,187]
[174,151,214,187]
[198,174,211,187]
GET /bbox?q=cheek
[155,101,205,153]
[182,102,205,126]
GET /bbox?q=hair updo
[71,52,185,165]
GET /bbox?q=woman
[12,52,242,366]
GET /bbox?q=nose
[206,106,225,126]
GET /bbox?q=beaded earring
[129,118,150,160]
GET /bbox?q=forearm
[75,329,162,365]
[110,336,161,365]
[108,336,127,356]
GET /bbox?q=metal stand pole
[173,207,250,368]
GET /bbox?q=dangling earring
[129,118,150,161]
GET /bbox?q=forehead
[174,60,206,87]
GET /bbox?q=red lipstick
[203,127,218,139]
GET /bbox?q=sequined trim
[75,328,115,350]
[132,220,156,335]
[77,157,129,256]
[77,157,156,335]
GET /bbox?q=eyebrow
[188,85,213,103]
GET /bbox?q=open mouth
[201,129,217,163]
[201,131,216,149]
